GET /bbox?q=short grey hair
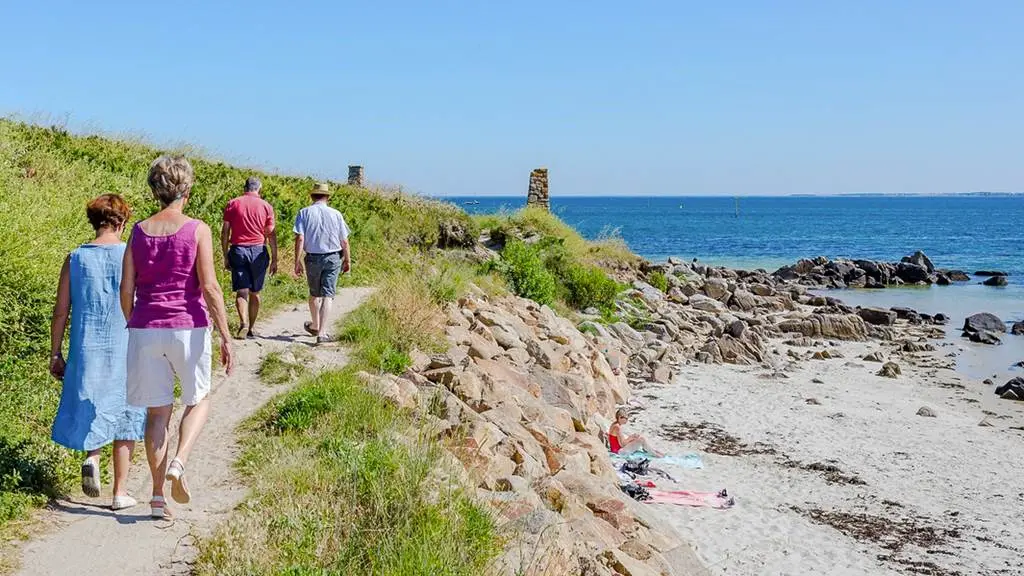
[244,176,261,193]
[148,155,194,206]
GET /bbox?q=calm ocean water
[447,195,1023,277]
[446,195,1024,377]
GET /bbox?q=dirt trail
[16,288,373,576]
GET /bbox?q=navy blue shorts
[228,245,270,292]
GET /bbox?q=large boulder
[1012,321,1024,336]
[983,275,1008,287]
[857,307,897,326]
[968,330,1002,345]
[995,377,1024,401]
[890,307,921,324]
[901,251,935,273]
[974,270,1007,277]
[631,280,665,304]
[941,270,971,282]
[703,278,730,301]
[688,294,729,314]
[895,262,931,284]
[963,312,1006,335]
[729,289,758,311]
[777,314,868,341]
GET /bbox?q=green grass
[196,368,499,576]
[0,118,477,536]
[195,269,502,575]
[257,349,312,386]
[477,206,638,270]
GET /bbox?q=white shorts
[127,327,212,407]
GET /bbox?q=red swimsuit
[609,433,622,453]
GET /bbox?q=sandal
[150,496,172,519]
[235,325,249,340]
[165,458,191,504]
[81,457,101,498]
[303,321,319,337]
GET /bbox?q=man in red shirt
[222,177,278,339]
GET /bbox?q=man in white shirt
[293,183,351,344]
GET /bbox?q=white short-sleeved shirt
[293,202,350,255]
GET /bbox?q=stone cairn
[526,168,549,210]
[347,165,364,187]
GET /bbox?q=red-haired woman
[50,194,146,510]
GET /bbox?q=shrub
[562,263,622,311]
[496,240,557,305]
[648,271,669,293]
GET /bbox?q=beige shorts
[127,328,212,407]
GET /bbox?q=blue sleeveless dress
[51,243,146,451]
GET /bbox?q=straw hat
[311,182,331,196]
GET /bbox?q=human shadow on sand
[51,500,150,525]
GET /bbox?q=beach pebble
[812,378,825,384]
[862,351,885,363]
[916,406,937,418]
[806,398,822,405]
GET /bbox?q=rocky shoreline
[770,250,1010,289]
[363,248,1020,575]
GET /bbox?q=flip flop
[81,457,100,497]
[150,495,172,519]
[165,458,191,504]
[303,321,319,336]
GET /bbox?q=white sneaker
[111,495,138,510]
[81,457,100,497]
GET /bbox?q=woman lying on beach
[49,194,146,510]
[608,409,664,457]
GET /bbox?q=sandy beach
[630,333,1024,576]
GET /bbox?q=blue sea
[445,195,1024,378]
[447,195,1023,277]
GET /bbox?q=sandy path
[16,288,373,576]
[629,339,1024,576]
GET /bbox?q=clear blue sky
[2,1,1022,196]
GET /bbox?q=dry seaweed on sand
[660,421,777,457]
[780,459,868,486]
[791,506,961,551]
[792,506,966,575]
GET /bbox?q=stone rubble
[359,251,983,575]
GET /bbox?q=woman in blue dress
[49,194,146,510]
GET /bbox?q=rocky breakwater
[362,289,710,576]
[772,250,977,289]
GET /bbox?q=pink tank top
[127,219,209,329]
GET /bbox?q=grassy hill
[0,118,478,534]
[0,118,646,574]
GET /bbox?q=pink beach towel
[645,489,734,509]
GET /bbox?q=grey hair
[148,155,194,206]
[244,176,262,193]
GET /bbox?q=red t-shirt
[223,193,275,246]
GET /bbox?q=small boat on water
[463,200,480,205]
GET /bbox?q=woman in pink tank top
[120,155,233,519]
